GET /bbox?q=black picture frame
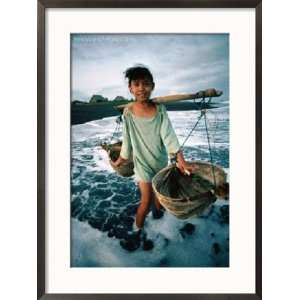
[37,0,262,299]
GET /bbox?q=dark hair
[124,64,154,85]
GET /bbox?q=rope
[179,110,205,150]
[203,110,217,189]
[107,115,122,148]
[177,97,205,151]
[174,96,217,191]
[170,98,203,164]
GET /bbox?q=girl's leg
[135,181,153,229]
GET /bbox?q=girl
[111,65,195,233]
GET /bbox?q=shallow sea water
[71,106,229,267]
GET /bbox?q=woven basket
[152,161,228,219]
[101,141,134,177]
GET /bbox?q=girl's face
[129,78,154,102]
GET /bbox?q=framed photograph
[38,0,261,299]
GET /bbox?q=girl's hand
[110,156,127,168]
[110,159,120,168]
[176,161,196,176]
[175,151,197,176]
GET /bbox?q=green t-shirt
[120,103,180,182]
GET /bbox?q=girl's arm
[176,150,196,175]
[160,105,181,155]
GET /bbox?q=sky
[71,34,229,102]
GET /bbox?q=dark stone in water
[71,183,89,195]
[102,221,113,232]
[108,214,120,224]
[212,242,221,255]
[143,239,154,251]
[114,226,128,239]
[106,173,118,181]
[107,229,115,238]
[77,208,91,222]
[89,187,112,198]
[159,258,168,267]
[119,211,128,220]
[85,196,99,208]
[84,172,108,183]
[210,232,215,238]
[102,214,120,232]
[180,223,195,237]
[88,217,106,231]
[72,171,80,180]
[219,205,229,224]
[120,235,141,252]
[93,174,108,183]
[93,183,108,190]
[94,204,108,215]
[111,184,133,195]
[81,154,93,160]
[119,214,134,228]
[107,208,121,214]
[111,194,130,204]
[71,206,82,218]
[97,201,111,209]
[94,210,109,220]
[71,197,83,217]
[124,204,138,216]
[77,165,87,173]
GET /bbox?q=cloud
[72,89,91,102]
[71,34,229,102]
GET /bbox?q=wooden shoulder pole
[114,89,223,112]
